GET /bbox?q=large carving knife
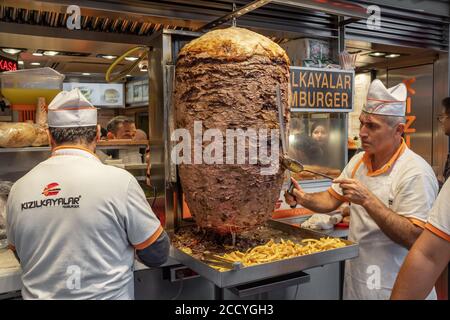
[276,84,297,208]
[276,85,333,207]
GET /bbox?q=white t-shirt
[6,147,162,300]
[329,142,438,300]
[425,178,450,243]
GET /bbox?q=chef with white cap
[286,79,439,299]
[6,88,169,299]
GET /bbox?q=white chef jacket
[329,140,438,300]
[6,146,163,300]
[425,178,450,243]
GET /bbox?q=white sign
[125,79,149,105]
[63,82,124,108]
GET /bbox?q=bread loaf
[31,125,49,146]
[0,122,37,148]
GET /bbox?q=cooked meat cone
[175,27,290,234]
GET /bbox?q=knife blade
[276,84,297,208]
[276,84,288,156]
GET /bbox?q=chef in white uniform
[286,79,438,299]
[6,88,169,299]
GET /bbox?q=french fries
[180,247,193,254]
[211,237,346,271]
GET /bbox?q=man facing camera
[286,80,438,299]
[106,116,136,139]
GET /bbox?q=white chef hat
[47,88,97,127]
[363,79,407,117]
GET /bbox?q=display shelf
[123,163,147,170]
[105,163,148,170]
[97,139,148,146]
[0,146,50,153]
[0,141,150,153]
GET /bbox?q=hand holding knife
[275,84,333,208]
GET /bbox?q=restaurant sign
[0,55,18,72]
[290,66,354,112]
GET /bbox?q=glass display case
[274,111,349,214]
[284,66,353,186]
[288,112,347,181]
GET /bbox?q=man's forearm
[298,191,342,213]
[391,245,437,299]
[391,230,450,299]
[363,196,422,249]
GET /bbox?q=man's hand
[284,177,307,207]
[333,178,375,207]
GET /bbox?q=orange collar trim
[362,139,407,177]
[52,145,99,159]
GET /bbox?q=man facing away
[6,89,169,299]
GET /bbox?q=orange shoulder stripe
[425,223,450,243]
[134,225,164,250]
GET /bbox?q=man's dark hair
[48,126,97,145]
[106,116,134,134]
[442,97,450,114]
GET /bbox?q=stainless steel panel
[0,151,49,182]
[433,53,449,180]
[148,30,200,231]
[388,64,434,165]
[377,69,387,87]
[272,0,368,19]
[228,271,310,297]
[198,0,273,32]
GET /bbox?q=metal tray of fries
[170,220,359,288]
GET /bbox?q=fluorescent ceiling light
[369,52,386,57]
[32,52,43,56]
[82,73,91,76]
[2,48,22,55]
[125,56,138,61]
[43,51,59,56]
[30,62,41,66]
[385,53,401,58]
[102,55,117,60]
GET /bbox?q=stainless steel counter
[275,215,350,239]
[170,220,357,289]
[1,217,352,299]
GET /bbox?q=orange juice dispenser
[0,67,64,122]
